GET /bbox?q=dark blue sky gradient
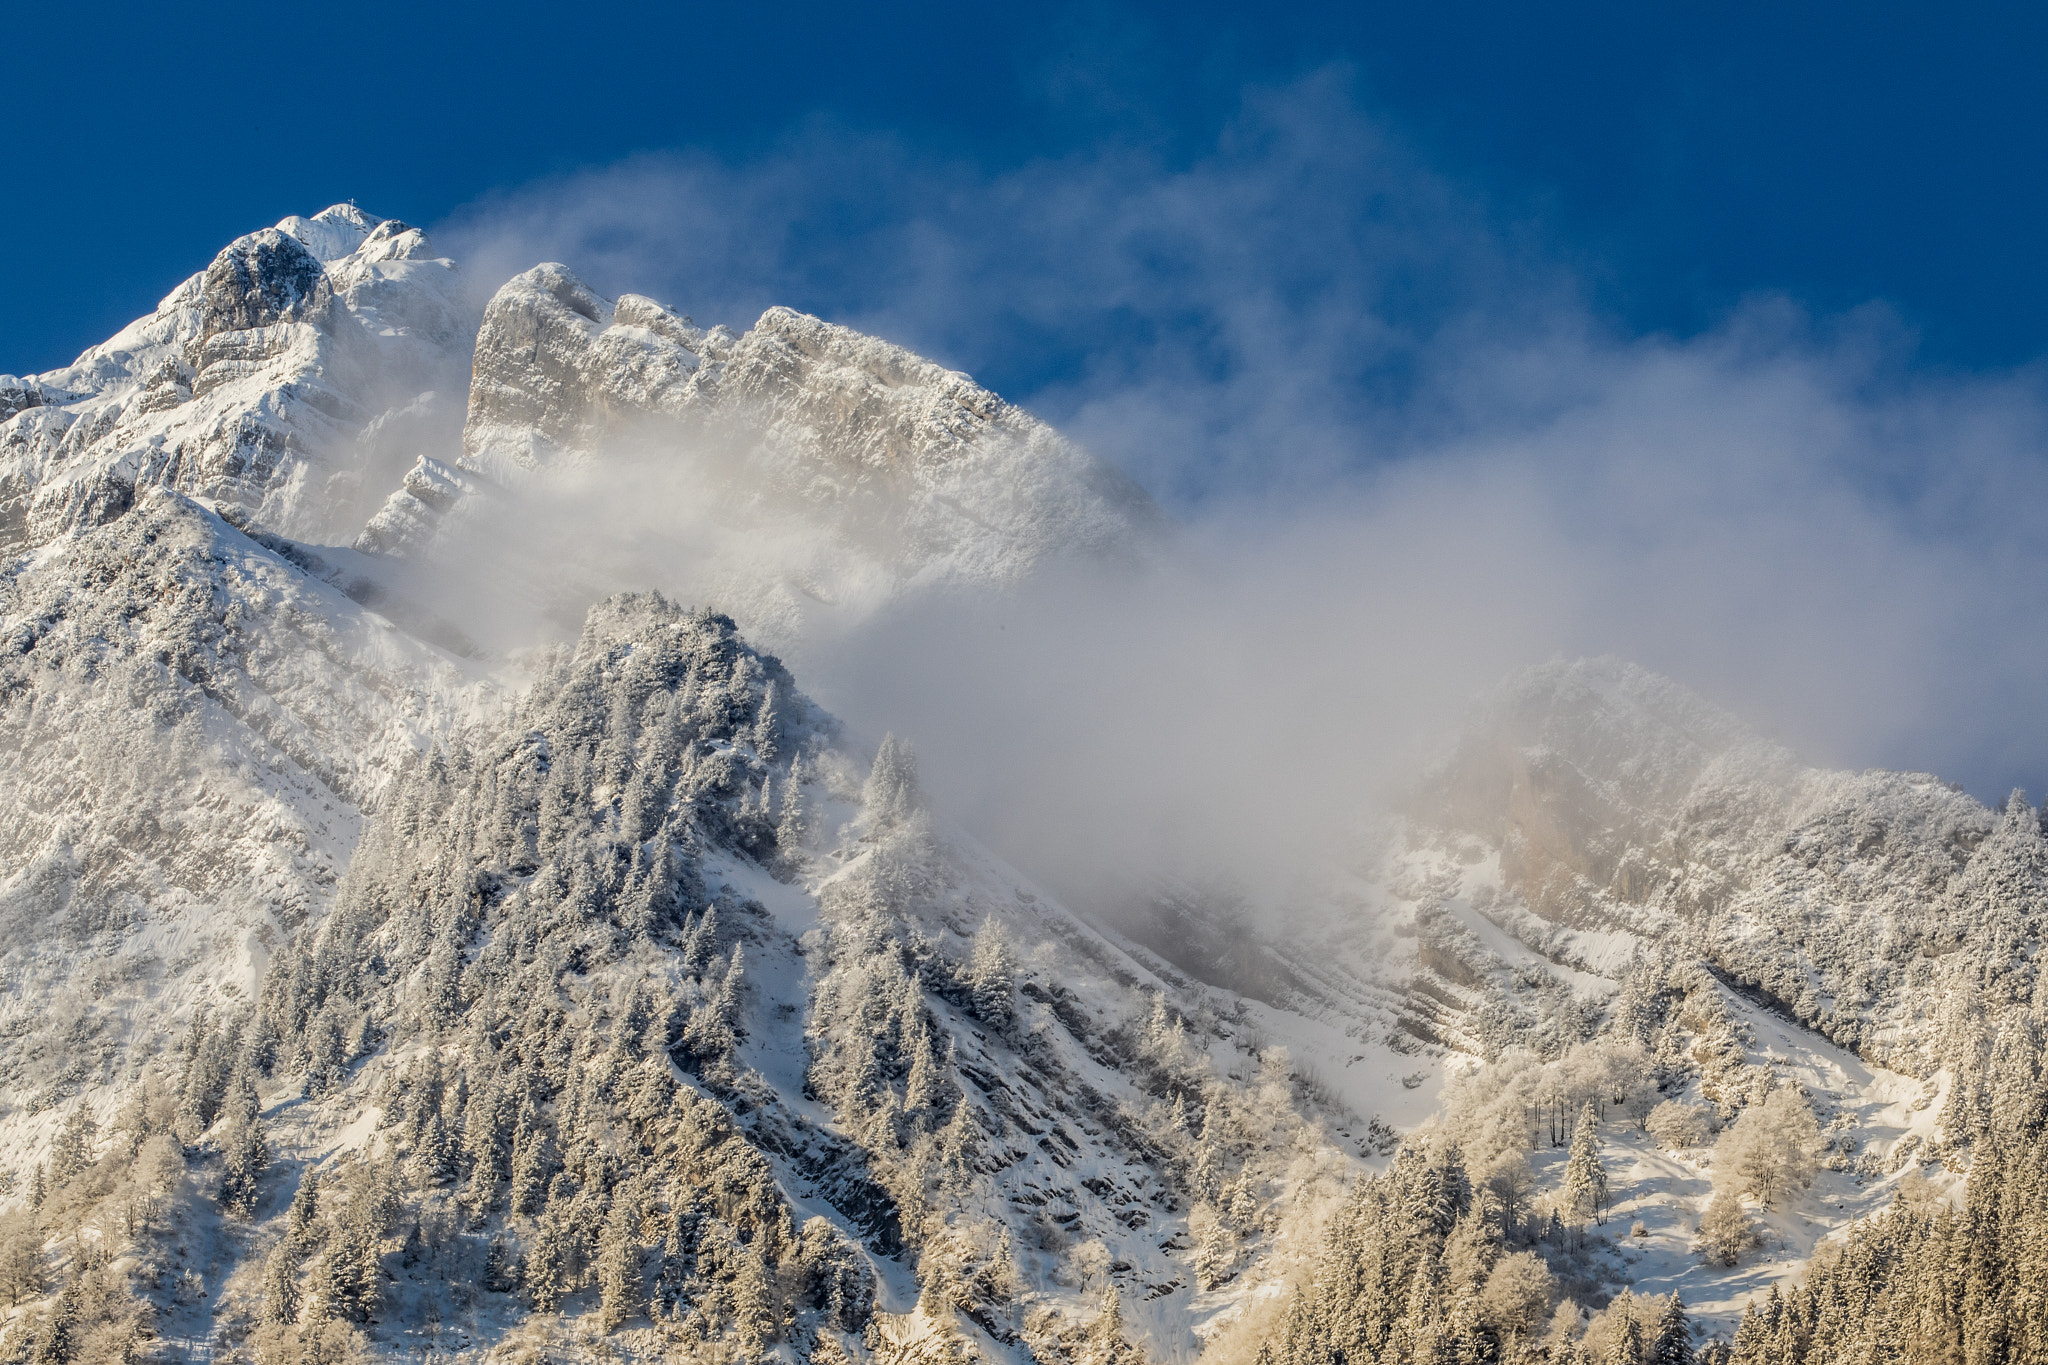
[5,2,2045,374]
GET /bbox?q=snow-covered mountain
[0,206,2036,1365]
[1219,660,2047,1365]
[0,206,471,555]
[1400,657,2036,1075]
[0,206,1329,1365]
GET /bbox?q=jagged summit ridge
[3,202,1162,660]
[352,251,1164,649]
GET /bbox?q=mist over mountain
[0,205,2043,1365]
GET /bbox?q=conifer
[1652,1294,1694,1365]
[1093,1284,1126,1361]
[262,1244,302,1325]
[596,1197,642,1333]
[1562,1104,1609,1235]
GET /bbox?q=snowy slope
[1522,980,1953,1342]
[0,488,508,1195]
[53,593,1379,1363]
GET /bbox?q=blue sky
[7,1,2046,377]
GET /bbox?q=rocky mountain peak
[459,262,663,476]
[197,228,332,336]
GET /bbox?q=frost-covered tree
[1190,1200,1238,1289]
[967,917,1016,1030]
[523,1214,570,1314]
[0,1210,45,1307]
[218,1113,269,1219]
[217,1068,268,1219]
[1478,1250,1555,1340]
[863,733,922,826]
[316,1206,382,1325]
[262,1244,302,1325]
[1561,1104,1609,1233]
[1607,1307,1645,1365]
[49,1104,98,1183]
[1696,1189,1752,1267]
[1651,1294,1694,1365]
[731,1238,777,1349]
[1712,1087,1817,1205]
[596,1196,642,1332]
[286,1170,320,1247]
[1092,1284,1127,1362]
[1646,1101,1714,1151]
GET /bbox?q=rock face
[0,376,47,423]
[351,453,480,557]
[8,208,1158,658]
[395,264,1163,638]
[453,262,1150,549]
[458,266,701,472]
[196,228,331,335]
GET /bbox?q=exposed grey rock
[352,452,486,556]
[0,375,43,422]
[195,228,331,337]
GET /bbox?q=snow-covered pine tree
[863,733,922,826]
[1561,1104,1609,1236]
[316,1208,381,1325]
[1190,1200,1237,1289]
[967,917,1017,1031]
[286,1170,320,1247]
[523,1213,570,1314]
[218,1110,268,1219]
[1093,1283,1126,1362]
[216,1059,267,1218]
[1607,1309,1644,1365]
[596,1193,642,1333]
[731,1237,777,1349]
[1651,1294,1693,1365]
[262,1243,302,1325]
[49,1105,98,1183]
[755,680,783,763]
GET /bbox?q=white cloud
[427,68,2048,902]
